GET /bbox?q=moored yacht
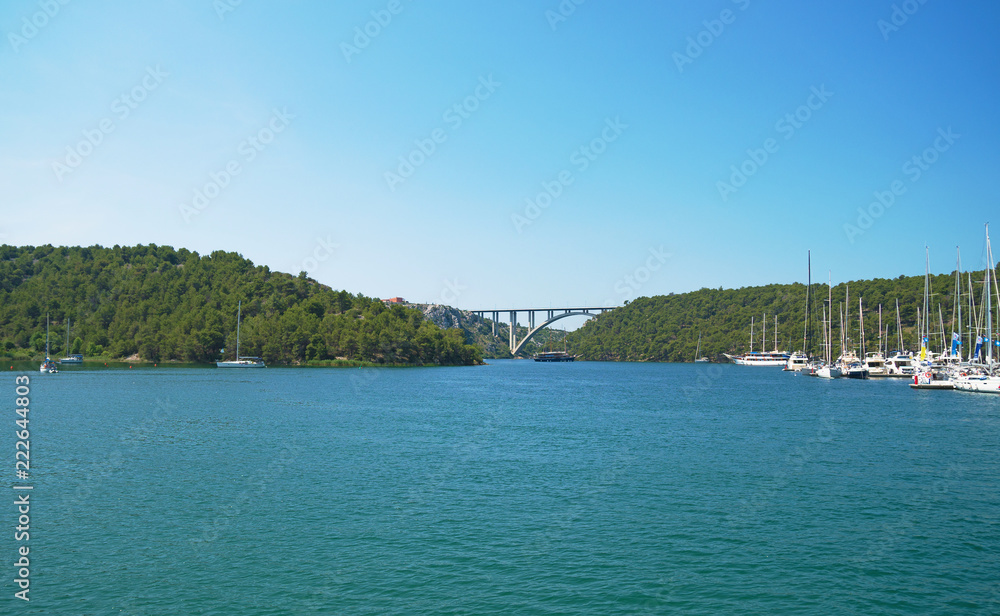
[953,371,1000,394]
[815,363,842,379]
[533,350,576,362]
[726,351,791,366]
[885,352,917,377]
[784,351,810,371]
[726,314,789,366]
[837,351,869,379]
[863,352,888,377]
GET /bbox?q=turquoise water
[6,361,1000,614]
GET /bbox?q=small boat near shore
[533,351,576,362]
[59,317,83,363]
[694,333,709,363]
[217,300,266,368]
[39,314,58,374]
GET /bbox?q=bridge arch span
[469,306,615,355]
[511,311,596,356]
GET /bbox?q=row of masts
[801,226,998,365]
[747,313,779,354]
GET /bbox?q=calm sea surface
[6,361,1000,615]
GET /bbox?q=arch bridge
[469,307,616,356]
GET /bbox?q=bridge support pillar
[509,311,516,353]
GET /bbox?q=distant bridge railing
[468,307,617,355]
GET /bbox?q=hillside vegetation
[0,244,481,366]
[565,267,1000,362]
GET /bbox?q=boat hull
[953,375,1000,394]
[725,353,790,366]
[815,366,842,379]
[216,360,266,368]
[533,351,576,362]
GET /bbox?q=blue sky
[2,0,998,322]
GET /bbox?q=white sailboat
[954,224,1000,394]
[216,300,266,368]
[39,314,58,374]
[59,316,83,364]
[694,333,709,362]
[815,273,842,378]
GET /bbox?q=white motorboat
[815,364,842,379]
[785,351,810,371]
[863,352,888,377]
[885,352,917,377]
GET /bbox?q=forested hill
[0,244,481,366]
[565,267,1000,363]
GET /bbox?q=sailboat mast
[236,300,242,360]
[762,313,767,354]
[955,247,962,358]
[750,316,754,354]
[878,304,883,356]
[923,246,930,357]
[859,297,866,357]
[822,305,829,363]
[805,251,812,357]
[986,224,993,365]
[828,272,833,363]
[845,285,850,353]
[916,307,922,354]
[938,304,945,354]
[45,314,50,359]
[774,315,777,352]
[895,299,903,352]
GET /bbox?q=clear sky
[2,0,998,319]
